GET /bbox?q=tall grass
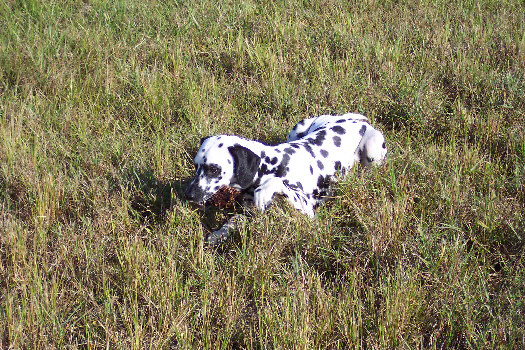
[1,0,524,348]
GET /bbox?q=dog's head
[184,136,261,205]
[359,129,387,167]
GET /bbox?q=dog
[184,113,387,243]
[286,113,387,168]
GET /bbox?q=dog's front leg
[253,178,286,211]
[207,214,248,245]
[255,178,315,218]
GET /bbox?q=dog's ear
[228,145,261,189]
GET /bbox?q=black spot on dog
[264,156,271,164]
[296,182,303,190]
[270,157,278,165]
[359,125,367,136]
[275,154,290,177]
[331,125,346,134]
[258,163,268,178]
[309,165,313,174]
[317,175,331,189]
[275,149,281,153]
[291,144,300,149]
[382,142,386,149]
[295,132,306,139]
[333,136,341,147]
[307,130,326,146]
[218,143,223,148]
[284,148,296,155]
[320,149,329,158]
[317,160,324,170]
[334,161,342,171]
[227,159,231,164]
[302,143,315,157]
[336,119,345,123]
[261,151,266,158]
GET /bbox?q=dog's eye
[206,164,221,177]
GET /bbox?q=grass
[0,0,524,348]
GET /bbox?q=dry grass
[1,0,524,348]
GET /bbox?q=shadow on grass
[120,168,235,236]
[120,168,188,226]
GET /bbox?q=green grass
[1,0,524,348]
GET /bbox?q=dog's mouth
[187,187,242,210]
[186,191,216,209]
[188,201,206,209]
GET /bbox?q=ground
[0,0,524,348]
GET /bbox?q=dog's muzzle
[184,181,206,203]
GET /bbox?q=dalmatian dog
[184,113,387,244]
[286,113,387,168]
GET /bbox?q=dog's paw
[207,228,230,245]
[302,204,315,219]
[288,193,315,218]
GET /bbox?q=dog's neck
[255,144,295,187]
[226,136,301,191]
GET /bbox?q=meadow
[0,0,524,348]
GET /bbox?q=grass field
[1,0,524,348]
